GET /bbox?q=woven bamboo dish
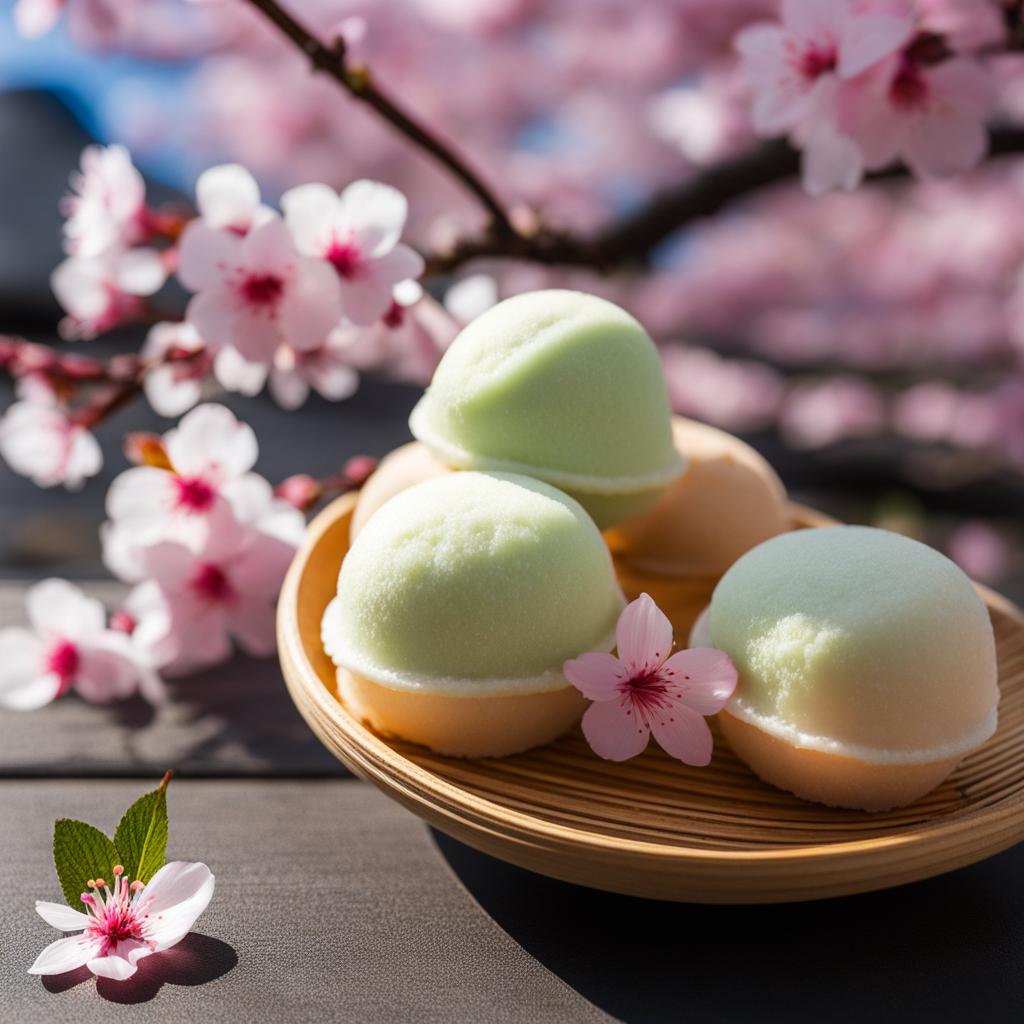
[278,491,1024,903]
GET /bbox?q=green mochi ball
[328,472,625,693]
[409,289,683,528]
[710,526,998,760]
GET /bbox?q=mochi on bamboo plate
[278,490,1024,904]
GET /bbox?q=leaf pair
[52,771,171,908]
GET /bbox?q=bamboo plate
[278,491,1024,903]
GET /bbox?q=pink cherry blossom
[736,0,915,193]
[564,593,738,765]
[62,144,148,258]
[282,180,424,325]
[135,518,299,676]
[103,403,303,581]
[51,249,168,340]
[141,321,211,418]
[29,860,214,981]
[0,579,164,709]
[178,214,343,362]
[839,52,995,178]
[193,163,272,234]
[0,393,101,490]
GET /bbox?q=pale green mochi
[409,290,683,527]
[709,526,998,762]
[326,472,625,694]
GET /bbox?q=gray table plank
[0,582,344,777]
[0,779,612,1024]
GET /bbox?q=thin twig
[425,127,1024,275]
[242,0,515,238]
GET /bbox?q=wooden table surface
[2,91,1023,1024]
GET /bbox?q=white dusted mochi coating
[324,471,625,696]
[710,526,998,764]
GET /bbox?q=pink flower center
[622,672,674,716]
[174,474,217,513]
[325,238,363,279]
[890,58,930,109]
[190,563,236,604]
[792,39,837,82]
[46,639,80,689]
[383,301,405,328]
[81,868,151,957]
[239,272,285,308]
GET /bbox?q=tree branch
[425,126,1024,276]
[242,0,515,238]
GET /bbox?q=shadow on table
[433,830,1024,1024]
[41,933,237,1003]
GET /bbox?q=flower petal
[35,901,91,931]
[177,222,241,292]
[837,13,913,79]
[166,404,258,481]
[140,861,215,951]
[338,179,408,256]
[106,465,174,524]
[26,579,105,639]
[581,697,650,761]
[87,940,151,980]
[281,182,340,254]
[649,705,714,767]
[214,346,269,396]
[0,672,61,710]
[197,163,261,230]
[338,275,396,327]
[0,627,46,704]
[28,934,99,976]
[563,651,629,701]
[615,593,673,675]
[659,648,738,715]
[278,257,343,351]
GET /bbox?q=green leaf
[53,819,121,909]
[113,772,170,887]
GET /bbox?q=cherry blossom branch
[242,0,515,239]
[238,1,1024,278]
[424,126,1024,275]
[0,334,208,429]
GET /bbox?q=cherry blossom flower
[141,321,211,418]
[135,519,299,676]
[192,163,272,235]
[103,404,303,581]
[839,52,995,178]
[29,860,214,981]
[564,593,738,765]
[736,0,915,193]
[51,250,168,340]
[0,392,101,490]
[62,144,148,258]
[282,180,424,325]
[0,579,164,709]
[178,214,342,363]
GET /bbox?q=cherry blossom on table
[0,579,164,710]
[564,594,738,766]
[30,860,215,981]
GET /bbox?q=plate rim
[278,490,1024,895]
